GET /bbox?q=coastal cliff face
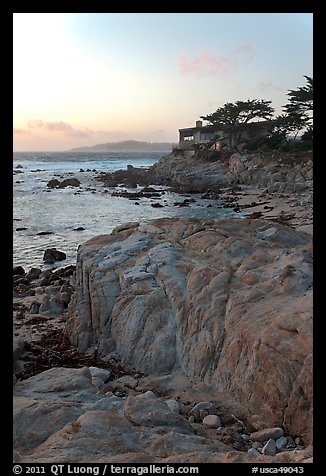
[146,150,313,193]
[66,217,313,444]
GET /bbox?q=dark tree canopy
[198,77,313,152]
[285,75,313,113]
[201,99,274,149]
[201,99,274,126]
[282,76,313,135]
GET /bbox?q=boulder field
[13,367,313,463]
[65,217,312,446]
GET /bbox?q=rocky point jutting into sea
[13,149,313,463]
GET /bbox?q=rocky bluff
[66,217,312,444]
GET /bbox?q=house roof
[179,120,272,134]
[179,124,218,133]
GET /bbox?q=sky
[13,13,313,151]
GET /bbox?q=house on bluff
[178,119,272,157]
[178,120,222,153]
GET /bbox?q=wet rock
[14,278,30,287]
[26,268,42,280]
[53,266,76,278]
[59,178,80,188]
[39,270,53,279]
[13,266,25,276]
[38,277,51,287]
[47,179,61,188]
[43,248,66,264]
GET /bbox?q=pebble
[248,448,261,456]
[28,301,40,314]
[275,436,288,450]
[165,399,179,414]
[199,409,208,420]
[189,401,216,421]
[286,436,295,448]
[252,441,263,450]
[262,438,276,456]
[114,375,138,388]
[202,415,221,429]
[89,367,112,383]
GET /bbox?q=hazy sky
[13,12,313,151]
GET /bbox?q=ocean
[13,151,244,270]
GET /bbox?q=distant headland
[70,140,174,152]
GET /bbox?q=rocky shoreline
[95,150,313,235]
[13,150,313,463]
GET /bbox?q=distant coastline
[70,140,175,152]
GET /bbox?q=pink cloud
[44,121,75,132]
[27,119,89,138]
[25,120,128,140]
[179,52,234,76]
[235,42,253,54]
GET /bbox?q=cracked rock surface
[66,217,312,445]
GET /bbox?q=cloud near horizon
[15,119,129,142]
[178,52,234,77]
[27,119,89,138]
[13,128,30,135]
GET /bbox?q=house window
[200,132,214,141]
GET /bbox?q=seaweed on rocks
[15,329,144,382]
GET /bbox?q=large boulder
[43,248,66,264]
[47,178,80,188]
[66,217,313,444]
[59,178,80,188]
